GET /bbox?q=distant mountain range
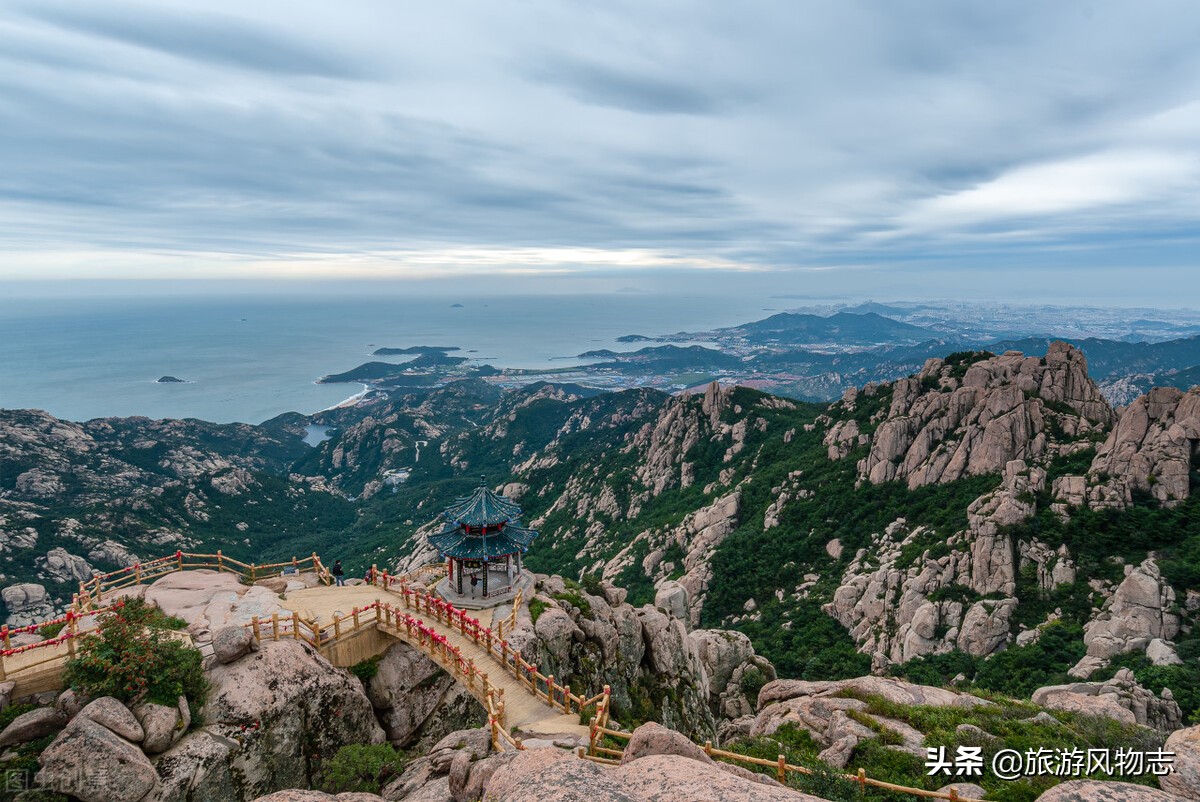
[723,311,933,345]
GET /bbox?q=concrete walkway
[282,585,590,740]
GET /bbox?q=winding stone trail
[282,585,590,740]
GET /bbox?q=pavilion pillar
[457,559,463,595]
[482,559,489,596]
[516,552,521,577]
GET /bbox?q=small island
[371,345,461,356]
[156,376,187,383]
[449,303,464,308]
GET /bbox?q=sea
[0,291,777,425]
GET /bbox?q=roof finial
[480,473,486,488]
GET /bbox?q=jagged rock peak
[836,343,1114,488]
[1086,385,1200,508]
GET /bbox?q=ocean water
[0,292,775,424]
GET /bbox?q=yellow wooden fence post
[66,612,77,657]
[251,616,260,641]
[292,611,300,640]
[271,612,280,641]
[776,755,786,783]
[216,550,223,573]
[135,562,142,584]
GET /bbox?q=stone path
[282,585,590,740]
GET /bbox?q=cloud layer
[2,1,1200,289]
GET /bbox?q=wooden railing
[582,726,985,802]
[494,590,523,640]
[232,579,609,752]
[73,551,331,611]
[361,572,608,723]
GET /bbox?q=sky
[3,1,1200,302]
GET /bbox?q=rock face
[78,696,144,742]
[0,706,65,746]
[1074,559,1180,676]
[366,640,486,749]
[1161,723,1200,800]
[1032,780,1179,801]
[1031,668,1183,733]
[502,574,755,739]
[596,491,741,627]
[468,738,825,802]
[381,726,492,802]
[1,581,55,625]
[688,629,776,723]
[852,344,1112,488]
[43,546,96,584]
[160,639,386,799]
[749,677,985,768]
[212,624,259,664]
[37,716,159,802]
[1088,386,1200,508]
[145,569,286,639]
[134,697,190,754]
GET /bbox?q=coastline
[317,383,371,412]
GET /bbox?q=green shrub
[580,573,604,597]
[971,622,1086,698]
[318,742,405,794]
[552,590,592,618]
[351,655,382,682]
[528,598,550,624]
[39,620,67,638]
[63,599,207,712]
[740,665,769,703]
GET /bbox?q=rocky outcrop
[78,697,145,742]
[1087,386,1200,508]
[212,625,260,664]
[42,546,96,584]
[145,570,286,639]
[1161,723,1200,800]
[748,677,985,768]
[380,726,493,802]
[1,581,55,625]
[688,629,776,723]
[0,705,65,746]
[134,697,191,753]
[503,575,750,739]
[37,716,159,802]
[366,641,486,749]
[1031,668,1183,733]
[593,491,740,628]
[164,639,386,799]
[851,344,1111,488]
[459,738,819,802]
[1072,559,1180,676]
[1033,780,1179,801]
[88,539,141,568]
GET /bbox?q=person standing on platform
[331,560,345,587]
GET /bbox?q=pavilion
[426,482,538,601]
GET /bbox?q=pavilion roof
[440,485,523,528]
[428,522,538,560]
